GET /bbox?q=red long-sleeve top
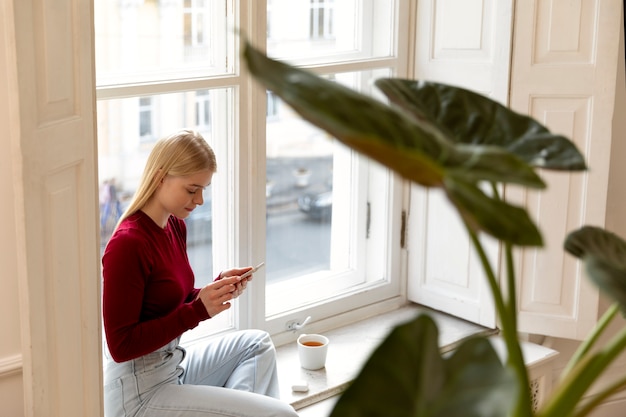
[102,210,210,362]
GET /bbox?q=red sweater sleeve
[102,213,210,362]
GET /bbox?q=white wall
[581,20,626,417]
[0,2,25,416]
[605,19,626,270]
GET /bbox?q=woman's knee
[244,329,275,354]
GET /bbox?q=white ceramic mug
[297,333,329,370]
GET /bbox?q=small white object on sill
[291,380,310,393]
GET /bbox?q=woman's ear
[152,169,166,187]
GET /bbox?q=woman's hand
[196,267,254,317]
[219,266,254,298]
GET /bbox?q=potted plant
[243,41,626,417]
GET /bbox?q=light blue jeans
[104,330,298,417]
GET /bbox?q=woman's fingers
[216,276,239,292]
[199,277,242,316]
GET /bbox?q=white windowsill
[275,303,496,412]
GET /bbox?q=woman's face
[155,169,213,220]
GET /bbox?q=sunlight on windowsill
[275,303,495,412]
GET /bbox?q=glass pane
[267,0,394,61]
[265,69,390,315]
[94,0,233,86]
[97,89,234,334]
[185,187,214,286]
[97,89,233,334]
[265,149,334,281]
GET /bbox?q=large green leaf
[243,41,544,189]
[375,79,587,171]
[444,174,543,246]
[329,315,518,417]
[432,338,518,417]
[244,41,547,245]
[564,226,626,313]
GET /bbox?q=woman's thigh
[139,383,298,417]
[180,330,276,390]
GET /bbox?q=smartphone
[240,262,265,279]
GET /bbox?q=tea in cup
[297,334,329,370]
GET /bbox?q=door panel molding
[510,0,622,339]
[11,0,103,415]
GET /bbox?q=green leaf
[329,315,517,417]
[430,338,518,417]
[375,79,587,171]
[449,144,546,188]
[243,41,545,245]
[565,226,626,313]
[244,42,447,185]
[444,174,543,246]
[243,41,544,190]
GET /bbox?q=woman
[102,130,298,417]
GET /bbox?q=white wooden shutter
[407,0,515,328]
[7,0,103,415]
[509,0,622,340]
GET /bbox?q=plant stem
[487,182,531,416]
[491,183,519,330]
[561,303,619,378]
[467,227,532,417]
[538,325,626,417]
[505,242,517,329]
[571,374,626,417]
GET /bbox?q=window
[263,69,403,324]
[139,97,154,139]
[261,2,406,335]
[184,0,210,61]
[266,91,279,119]
[95,0,410,341]
[94,0,230,86]
[195,90,211,129]
[310,0,335,40]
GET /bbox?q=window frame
[95,0,413,344]
[244,0,412,338]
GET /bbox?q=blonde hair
[117,130,217,227]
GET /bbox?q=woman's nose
[193,191,204,205]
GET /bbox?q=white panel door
[509,0,622,340]
[407,0,514,328]
[9,0,103,415]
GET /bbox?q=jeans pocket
[104,378,124,417]
[104,376,141,417]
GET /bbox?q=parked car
[298,191,332,221]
